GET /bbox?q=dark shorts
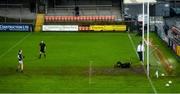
[137,52,143,61]
[40,50,45,53]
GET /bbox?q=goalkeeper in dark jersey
[16,49,24,72]
[39,41,46,59]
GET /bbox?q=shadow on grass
[0,65,146,77]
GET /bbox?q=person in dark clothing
[39,41,46,59]
[16,49,24,72]
[75,6,79,16]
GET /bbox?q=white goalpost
[147,0,150,77]
[142,0,150,77]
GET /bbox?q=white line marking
[128,33,157,94]
[128,34,138,56]
[0,33,32,59]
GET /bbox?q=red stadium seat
[47,16,52,22]
[61,16,64,21]
[51,16,55,21]
[67,16,70,21]
[45,16,48,22]
[106,16,109,21]
[54,16,58,22]
[65,16,68,21]
[92,16,95,21]
[70,16,72,21]
[85,16,89,21]
[45,15,116,22]
[96,16,100,21]
[76,16,79,21]
[71,16,74,21]
[99,16,103,21]
[89,16,92,21]
[95,16,99,21]
[58,16,62,21]
[83,16,87,21]
[101,16,105,21]
[79,16,82,21]
[105,16,108,21]
[46,16,50,22]
[111,16,115,21]
[109,16,113,21]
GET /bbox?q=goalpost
[147,0,150,77]
[142,0,150,77]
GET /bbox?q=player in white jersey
[137,41,144,62]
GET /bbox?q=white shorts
[19,61,23,64]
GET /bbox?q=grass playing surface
[0,32,179,93]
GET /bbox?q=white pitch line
[128,33,157,94]
[128,34,138,56]
[0,33,32,59]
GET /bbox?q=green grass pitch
[0,32,179,93]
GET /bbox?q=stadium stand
[0,0,36,20]
[0,1,35,23]
[46,0,122,19]
[42,0,123,31]
[0,0,124,31]
[44,0,122,26]
[47,6,121,18]
[0,7,35,20]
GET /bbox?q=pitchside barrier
[42,25,79,31]
[90,25,127,31]
[0,24,33,32]
[42,25,127,32]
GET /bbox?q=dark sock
[39,54,41,58]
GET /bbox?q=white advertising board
[43,25,78,31]
[124,0,157,4]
